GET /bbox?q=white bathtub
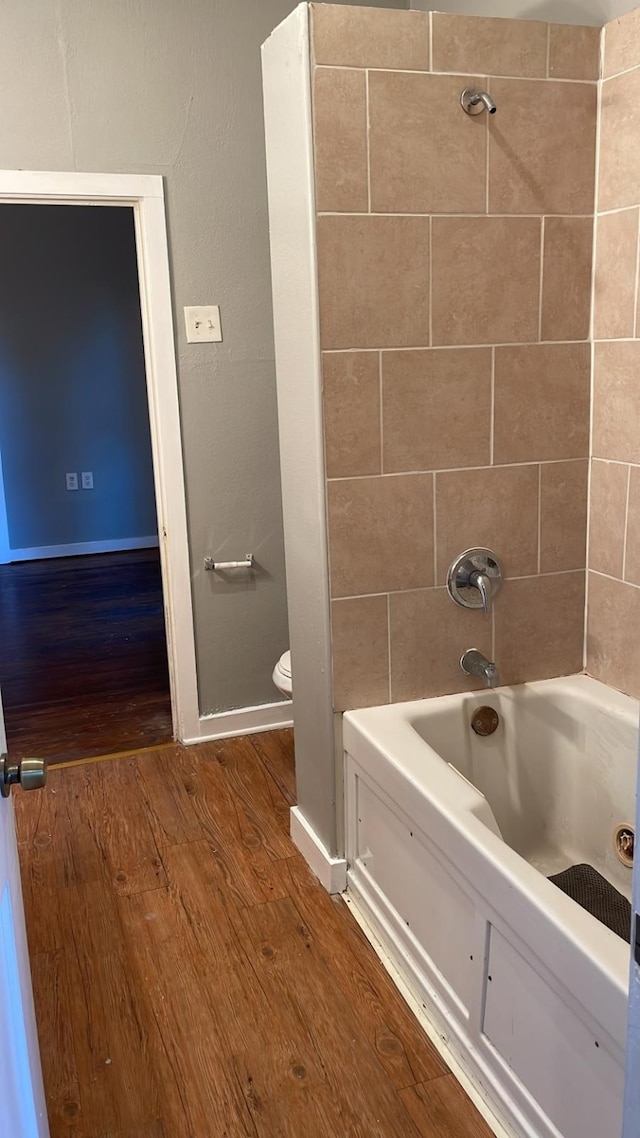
[343,675,637,1138]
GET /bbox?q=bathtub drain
[471,706,500,736]
[614,824,634,868]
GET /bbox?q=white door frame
[0,170,200,741]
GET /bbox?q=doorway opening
[0,203,171,763]
[0,171,200,763]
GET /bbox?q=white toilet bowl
[272,650,292,698]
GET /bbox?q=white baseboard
[183,699,293,744]
[8,535,160,561]
[290,805,347,894]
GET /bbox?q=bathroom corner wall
[587,8,640,699]
[310,4,598,710]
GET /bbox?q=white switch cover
[66,473,78,491]
[81,471,94,490]
[184,305,222,343]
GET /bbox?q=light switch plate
[184,305,222,343]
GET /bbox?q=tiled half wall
[588,8,640,699]
[310,4,599,709]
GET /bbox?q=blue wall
[0,204,157,553]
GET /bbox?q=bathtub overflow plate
[471,706,500,736]
[614,824,634,867]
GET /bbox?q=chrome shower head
[461,88,497,116]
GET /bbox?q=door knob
[0,754,47,797]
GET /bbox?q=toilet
[272,650,292,698]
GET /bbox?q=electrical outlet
[65,473,78,491]
[81,471,94,490]
[184,305,222,343]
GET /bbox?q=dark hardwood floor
[15,729,494,1138]
[0,549,172,763]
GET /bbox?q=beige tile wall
[310,4,598,711]
[588,9,640,700]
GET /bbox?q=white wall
[411,0,636,24]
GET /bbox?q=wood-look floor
[0,549,172,763]
[15,730,494,1138]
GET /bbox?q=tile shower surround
[588,7,640,700]
[310,5,600,710]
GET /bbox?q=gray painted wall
[0,0,404,715]
[411,0,635,24]
[0,205,156,552]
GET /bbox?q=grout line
[601,60,640,82]
[589,83,602,345]
[489,346,495,464]
[313,63,598,84]
[491,607,496,663]
[317,211,595,219]
[537,464,542,574]
[485,77,490,215]
[322,339,591,354]
[589,58,602,344]
[628,207,633,336]
[583,86,596,755]
[428,10,433,73]
[538,217,546,340]
[590,566,640,589]
[597,204,640,218]
[325,348,378,355]
[331,569,586,604]
[590,456,640,471]
[583,527,591,672]
[584,451,594,666]
[365,70,371,214]
[378,350,384,473]
[327,457,588,482]
[592,457,640,468]
[386,593,392,703]
[545,22,551,79]
[584,37,604,673]
[589,336,640,342]
[622,464,632,581]
[428,214,433,346]
[432,473,438,588]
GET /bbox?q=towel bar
[204,554,254,571]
